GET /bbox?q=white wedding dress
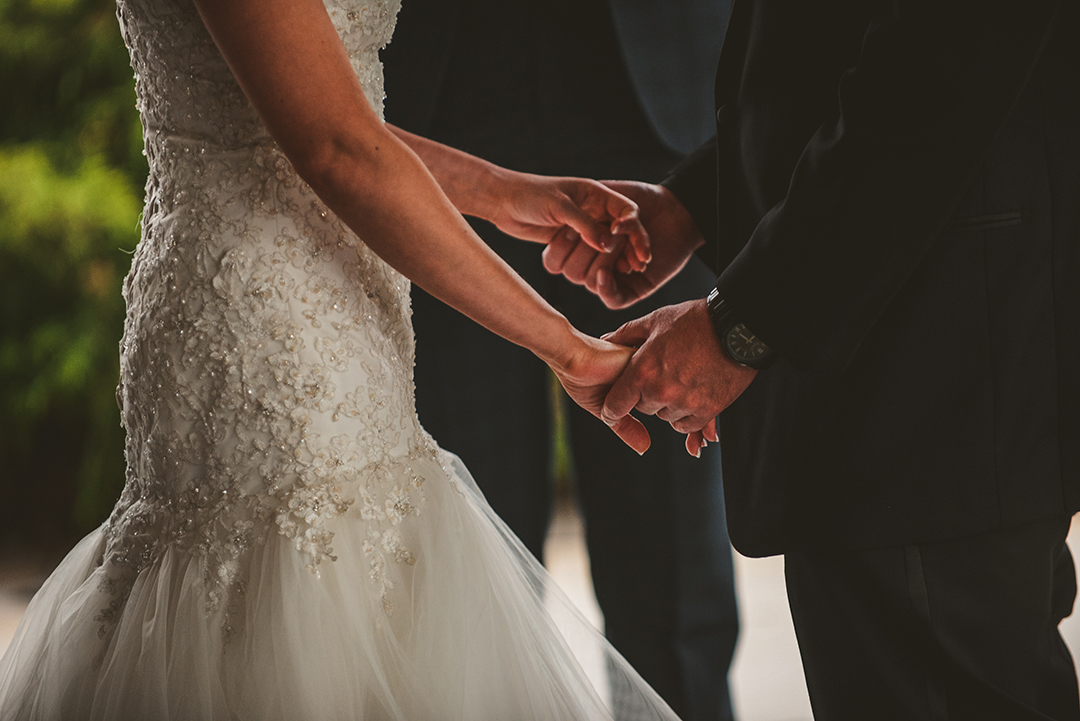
[0,1,683,719]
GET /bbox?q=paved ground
[543,501,814,721]
[4,511,1080,720]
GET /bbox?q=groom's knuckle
[654,384,679,407]
[636,352,661,377]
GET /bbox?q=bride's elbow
[289,127,398,207]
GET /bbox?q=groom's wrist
[706,289,776,370]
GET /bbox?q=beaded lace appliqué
[102,0,419,640]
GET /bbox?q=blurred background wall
[0,0,145,562]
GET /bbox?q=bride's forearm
[386,124,518,222]
[304,126,583,370]
[385,125,650,264]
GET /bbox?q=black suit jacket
[665,0,1080,555]
[382,0,728,155]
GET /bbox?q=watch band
[706,289,776,369]
[705,288,738,336]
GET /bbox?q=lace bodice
[117,0,396,149]
[103,0,430,634]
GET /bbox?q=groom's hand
[543,182,703,309]
[601,299,757,454]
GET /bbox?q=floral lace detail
[102,0,414,640]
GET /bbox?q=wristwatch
[706,288,775,369]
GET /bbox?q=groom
[550,1,1080,718]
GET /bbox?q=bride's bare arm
[191,0,651,452]
[384,125,649,271]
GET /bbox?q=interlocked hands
[544,181,758,456]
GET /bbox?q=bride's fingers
[685,430,706,458]
[557,196,617,253]
[592,181,649,269]
[685,418,719,458]
[608,414,652,455]
[591,184,646,251]
[611,213,649,270]
[703,418,719,443]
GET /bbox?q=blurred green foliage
[0,0,146,552]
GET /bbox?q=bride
[0,0,690,719]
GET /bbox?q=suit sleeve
[710,1,1060,370]
[660,136,721,273]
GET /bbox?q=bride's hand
[549,335,652,455]
[556,343,718,459]
[489,173,651,274]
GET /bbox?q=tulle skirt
[0,452,680,720]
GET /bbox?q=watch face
[724,323,773,366]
